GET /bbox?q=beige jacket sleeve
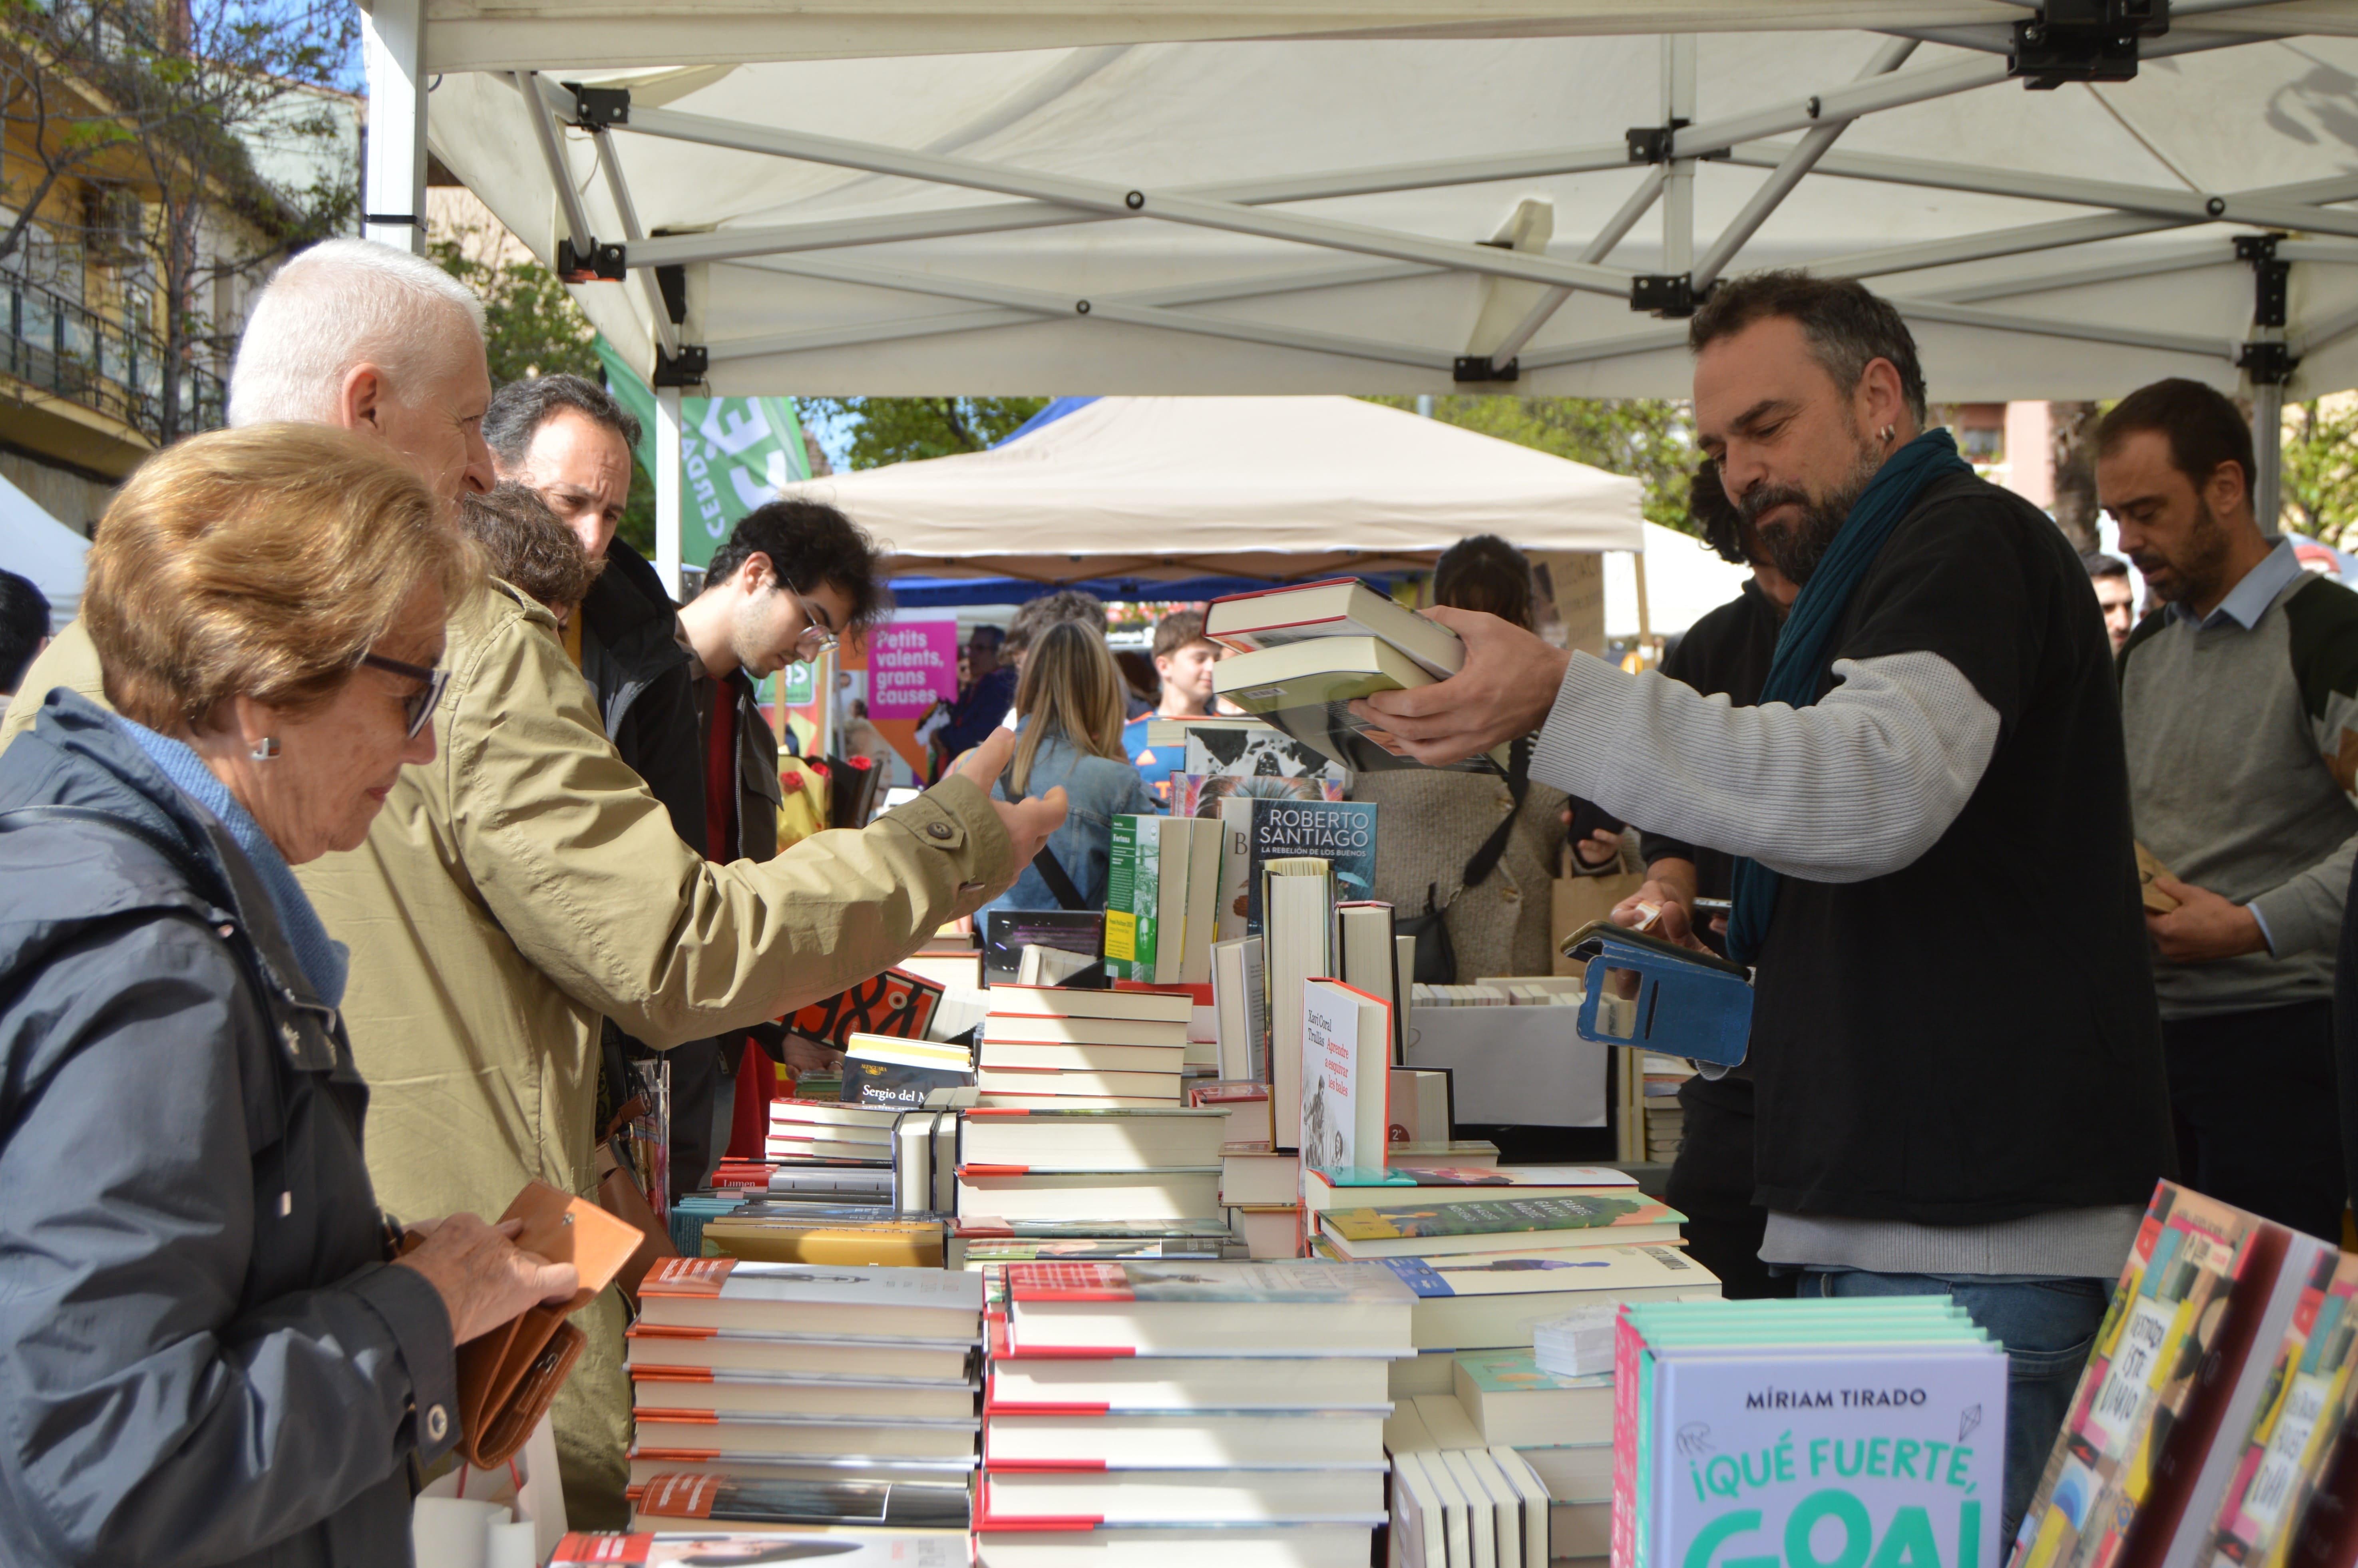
[443,593,1013,1049]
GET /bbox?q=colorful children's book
[2199,1252,2358,1568]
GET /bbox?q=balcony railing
[0,273,223,442]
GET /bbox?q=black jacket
[0,690,457,1567]
[580,539,704,846]
[1641,577,1783,903]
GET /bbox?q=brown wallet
[422,1180,646,1470]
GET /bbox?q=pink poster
[866,619,961,720]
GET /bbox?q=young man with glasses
[677,501,870,1152]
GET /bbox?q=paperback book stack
[1612,1297,2010,1568]
[977,1259,1418,1568]
[979,985,1193,1108]
[1640,1056,1691,1165]
[624,1258,984,1515]
[2011,1180,2354,1568]
[687,1092,963,1267]
[1306,1168,1695,1401]
[951,1104,1232,1266]
[1207,577,1506,775]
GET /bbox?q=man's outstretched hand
[1352,607,1574,767]
[950,728,1068,907]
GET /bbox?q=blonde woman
[981,618,1160,918]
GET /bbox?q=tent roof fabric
[0,472,87,627]
[776,394,1643,583]
[421,8,2358,403]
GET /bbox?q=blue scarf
[115,716,351,1006]
[1723,428,1974,965]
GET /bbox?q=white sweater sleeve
[1528,649,2001,883]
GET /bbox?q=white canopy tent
[0,474,88,627]
[1608,521,1755,638]
[776,394,1642,587]
[364,0,2358,587]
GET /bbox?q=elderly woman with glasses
[0,425,579,1568]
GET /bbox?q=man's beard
[2126,497,2233,607]
[1737,440,1887,587]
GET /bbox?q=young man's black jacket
[577,539,722,1197]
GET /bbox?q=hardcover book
[1213,636,1506,774]
[788,967,945,1054]
[1318,1193,1681,1257]
[630,1472,971,1531]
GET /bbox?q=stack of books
[624,1258,984,1513]
[892,925,984,993]
[1640,1053,1692,1164]
[764,1097,899,1199]
[952,1105,1231,1258]
[1303,1166,1699,1400]
[1206,578,1506,775]
[2013,1180,2356,1568]
[976,1259,1416,1566]
[1614,1297,2007,1568]
[978,985,1193,1108]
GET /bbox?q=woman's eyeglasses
[358,652,450,739]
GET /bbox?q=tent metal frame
[364,1,2358,590]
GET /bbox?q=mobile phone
[1691,897,1732,915]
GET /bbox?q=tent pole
[1662,36,1695,275]
[517,72,596,261]
[656,387,685,601]
[361,0,426,254]
[591,127,680,361]
[1488,167,1665,367]
[1691,38,1917,292]
[733,251,1458,370]
[2253,378,2285,535]
[613,101,1635,298]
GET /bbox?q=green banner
[593,336,812,569]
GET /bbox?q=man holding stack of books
[1354,270,2175,1546]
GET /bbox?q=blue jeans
[1801,1269,2110,1548]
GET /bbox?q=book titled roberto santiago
[1007,1259,1415,1305]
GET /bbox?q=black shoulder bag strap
[1458,736,1534,893]
[998,766,1088,911]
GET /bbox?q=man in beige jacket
[2,240,1064,1524]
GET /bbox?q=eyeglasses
[358,652,450,739]
[788,587,840,658]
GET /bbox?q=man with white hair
[2,238,497,720]
[1,239,1067,1525]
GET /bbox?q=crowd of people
[0,237,2353,1566]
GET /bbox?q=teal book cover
[1322,1194,1672,1242]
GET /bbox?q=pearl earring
[250,737,280,761]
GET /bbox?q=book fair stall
[326,6,2358,1566]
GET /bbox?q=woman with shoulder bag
[979,619,1158,917]
[0,427,579,1568]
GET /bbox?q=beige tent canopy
[776,394,1642,590]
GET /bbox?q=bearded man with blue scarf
[1361,272,2173,1543]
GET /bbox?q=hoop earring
[250,737,280,761]
[1879,424,1896,444]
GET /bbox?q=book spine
[1103,816,1146,983]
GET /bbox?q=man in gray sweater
[2099,378,2356,1243]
